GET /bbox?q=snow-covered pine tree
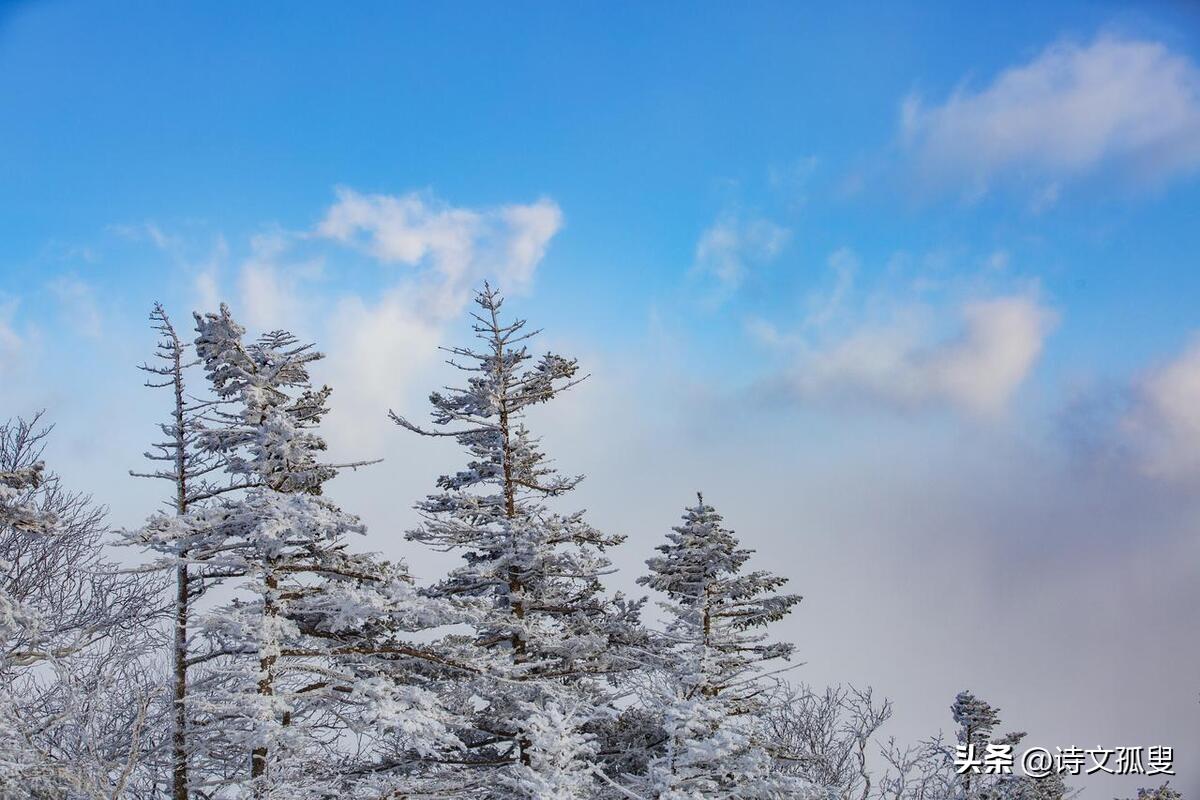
[127,302,259,800]
[952,691,1000,800]
[391,284,644,798]
[943,691,1070,800]
[635,493,816,800]
[874,690,1068,800]
[951,691,1007,751]
[139,304,458,798]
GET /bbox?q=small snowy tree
[764,682,892,800]
[1119,785,1182,800]
[635,493,815,799]
[391,284,644,798]
[949,691,1037,800]
[877,691,1065,800]
[1,415,167,798]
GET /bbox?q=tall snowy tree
[132,305,458,798]
[635,493,815,800]
[391,284,644,798]
[127,303,257,800]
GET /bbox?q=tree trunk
[496,340,531,768]
[251,567,278,796]
[170,323,190,800]
[172,562,189,800]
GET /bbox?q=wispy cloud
[767,155,820,209]
[192,234,230,313]
[48,275,103,339]
[693,212,789,298]
[232,230,323,331]
[0,297,23,373]
[109,221,181,252]
[901,35,1200,202]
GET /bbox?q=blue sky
[4,2,1200,374]
[2,2,1200,797]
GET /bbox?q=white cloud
[771,293,1056,416]
[694,213,789,294]
[495,202,565,289]
[316,187,563,317]
[1124,335,1200,480]
[48,275,103,338]
[902,35,1200,199]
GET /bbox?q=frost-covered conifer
[951,691,1007,751]
[135,304,457,798]
[126,302,257,800]
[391,284,644,798]
[949,691,1034,800]
[635,494,815,800]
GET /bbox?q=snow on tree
[390,284,645,798]
[193,306,338,495]
[129,304,459,798]
[950,691,1018,751]
[1,414,167,798]
[951,690,1002,800]
[875,691,1066,800]
[949,691,1043,800]
[0,431,54,661]
[763,682,892,799]
[500,699,601,799]
[1119,785,1183,800]
[0,291,1121,799]
[634,493,817,800]
[125,302,262,800]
